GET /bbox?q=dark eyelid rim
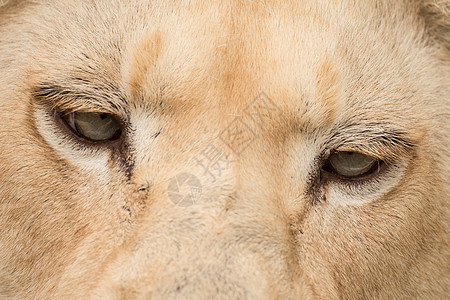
[47,108,126,148]
[321,158,387,184]
[321,151,383,180]
[59,111,124,143]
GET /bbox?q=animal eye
[322,151,380,178]
[62,112,122,142]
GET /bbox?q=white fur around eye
[34,108,111,175]
[287,135,410,207]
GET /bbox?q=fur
[0,0,449,299]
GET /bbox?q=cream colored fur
[0,0,449,299]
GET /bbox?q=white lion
[0,0,449,299]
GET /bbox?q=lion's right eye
[62,112,122,142]
[322,151,381,179]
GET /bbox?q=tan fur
[0,0,449,299]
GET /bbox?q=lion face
[0,0,449,299]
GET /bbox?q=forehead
[26,0,427,131]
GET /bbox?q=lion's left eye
[322,151,380,178]
[62,112,122,142]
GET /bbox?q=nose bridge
[91,103,312,298]
[122,75,302,297]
